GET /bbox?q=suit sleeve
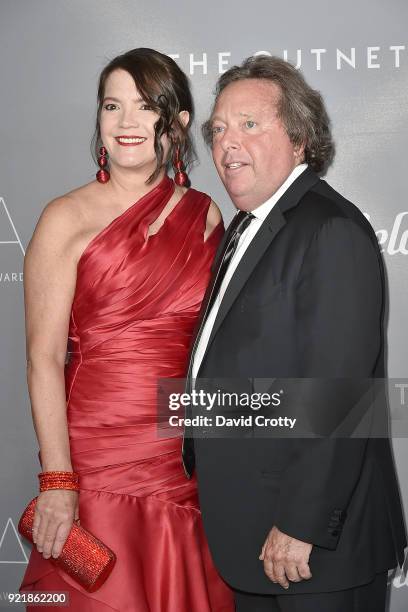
[273,215,384,550]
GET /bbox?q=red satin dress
[20,175,234,612]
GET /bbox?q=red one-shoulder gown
[20,175,234,612]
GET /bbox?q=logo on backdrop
[168,45,406,74]
[0,197,25,283]
[364,212,408,255]
[0,517,28,564]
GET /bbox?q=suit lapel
[199,167,320,372]
[205,205,285,350]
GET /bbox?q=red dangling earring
[172,145,188,187]
[96,146,110,183]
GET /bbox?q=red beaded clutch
[18,497,116,592]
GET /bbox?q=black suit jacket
[185,167,407,594]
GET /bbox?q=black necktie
[205,210,254,319]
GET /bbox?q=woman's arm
[24,195,80,559]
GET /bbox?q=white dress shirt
[192,163,308,379]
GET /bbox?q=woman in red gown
[20,48,234,611]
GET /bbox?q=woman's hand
[32,489,79,559]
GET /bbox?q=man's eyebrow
[210,111,254,122]
[209,115,225,123]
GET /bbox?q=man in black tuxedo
[181,56,407,611]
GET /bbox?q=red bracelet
[38,471,80,492]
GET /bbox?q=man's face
[210,78,304,211]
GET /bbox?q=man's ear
[294,142,306,163]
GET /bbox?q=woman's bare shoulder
[27,181,98,255]
[41,181,97,221]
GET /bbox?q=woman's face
[99,68,171,176]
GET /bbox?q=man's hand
[259,526,313,589]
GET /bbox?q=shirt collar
[251,163,308,221]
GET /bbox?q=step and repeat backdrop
[0,0,407,609]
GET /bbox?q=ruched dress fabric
[20,176,234,612]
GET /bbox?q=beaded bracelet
[38,471,80,492]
